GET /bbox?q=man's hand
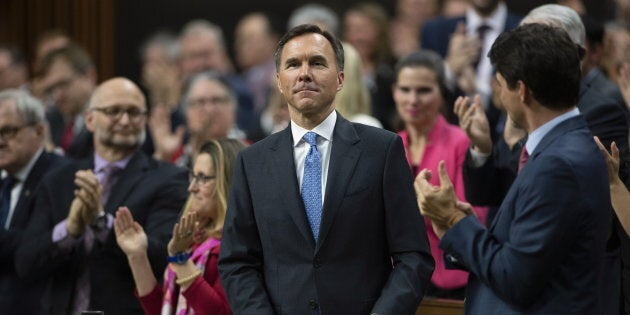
[149,105,185,161]
[446,22,481,76]
[414,161,467,237]
[594,136,621,185]
[454,95,492,154]
[67,196,86,237]
[73,170,103,225]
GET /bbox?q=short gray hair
[0,89,45,125]
[288,3,340,36]
[180,19,226,51]
[522,4,585,47]
[140,31,180,62]
[181,71,237,110]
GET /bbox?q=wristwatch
[168,252,190,264]
[91,211,108,231]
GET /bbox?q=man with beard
[15,78,189,315]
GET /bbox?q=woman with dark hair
[115,139,246,315]
[393,50,488,299]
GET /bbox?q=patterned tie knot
[303,131,318,147]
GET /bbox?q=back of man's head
[489,23,581,110]
[522,4,586,47]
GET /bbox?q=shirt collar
[4,147,45,183]
[94,152,133,173]
[466,2,507,34]
[525,107,580,154]
[291,110,337,146]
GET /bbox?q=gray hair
[522,4,585,47]
[181,71,237,110]
[0,89,45,125]
[288,3,340,36]
[139,31,180,62]
[180,19,226,51]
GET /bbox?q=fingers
[437,160,454,189]
[611,141,619,161]
[414,169,434,196]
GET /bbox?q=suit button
[309,300,318,310]
[313,257,322,268]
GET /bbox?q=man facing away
[219,24,434,315]
[416,23,611,314]
[16,78,188,315]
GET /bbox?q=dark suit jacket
[15,151,188,315]
[443,116,611,314]
[46,108,94,159]
[0,151,68,315]
[218,114,434,315]
[584,67,626,109]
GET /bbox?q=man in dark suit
[16,78,188,315]
[416,23,611,314]
[0,90,68,315]
[218,24,434,315]
[421,0,521,130]
[38,43,96,159]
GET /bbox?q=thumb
[473,95,486,117]
[437,160,453,189]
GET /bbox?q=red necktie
[60,121,74,151]
[518,146,529,173]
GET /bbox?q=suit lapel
[105,152,147,213]
[316,116,361,253]
[269,126,316,247]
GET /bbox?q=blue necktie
[302,131,322,241]
[0,176,16,230]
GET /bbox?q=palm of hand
[117,227,148,255]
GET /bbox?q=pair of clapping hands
[114,207,203,258]
[67,170,105,237]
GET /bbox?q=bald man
[16,78,189,315]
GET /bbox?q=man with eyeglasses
[16,77,189,315]
[0,89,68,315]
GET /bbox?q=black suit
[219,114,434,314]
[0,151,68,315]
[46,108,94,159]
[15,151,188,315]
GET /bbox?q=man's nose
[298,63,312,81]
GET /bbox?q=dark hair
[274,24,344,72]
[488,23,581,110]
[394,50,448,100]
[39,42,94,77]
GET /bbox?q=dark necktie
[301,131,322,241]
[0,176,16,230]
[99,164,121,205]
[472,24,491,70]
[518,146,529,173]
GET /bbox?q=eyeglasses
[91,107,147,122]
[0,124,31,141]
[189,172,216,185]
[186,96,232,108]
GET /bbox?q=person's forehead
[189,79,230,97]
[281,33,334,58]
[95,86,145,108]
[0,100,21,123]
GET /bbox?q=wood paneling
[0,0,115,82]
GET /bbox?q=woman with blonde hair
[115,138,246,315]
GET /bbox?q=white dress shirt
[1,148,43,229]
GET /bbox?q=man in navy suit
[0,90,68,315]
[219,24,434,315]
[16,78,188,315]
[416,23,611,314]
[421,0,521,130]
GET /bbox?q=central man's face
[276,33,344,119]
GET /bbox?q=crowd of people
[0,0,629,314]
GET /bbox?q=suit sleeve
[218,152,274,315]
[441,155,584,308]
[371,135,435,315]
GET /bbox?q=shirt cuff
[469,148,490,168]
[52,219,83,251]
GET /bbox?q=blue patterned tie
[302,131,322,241]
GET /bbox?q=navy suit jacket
[443,116,611,314]
[219,114,434,315]
[15,151,188,315]
[420,13,522,59]
[0,151,68,315]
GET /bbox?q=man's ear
[84,109,95,132]
[276,73,283,95]
[517,80,530,105]
[336,71,345,92]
